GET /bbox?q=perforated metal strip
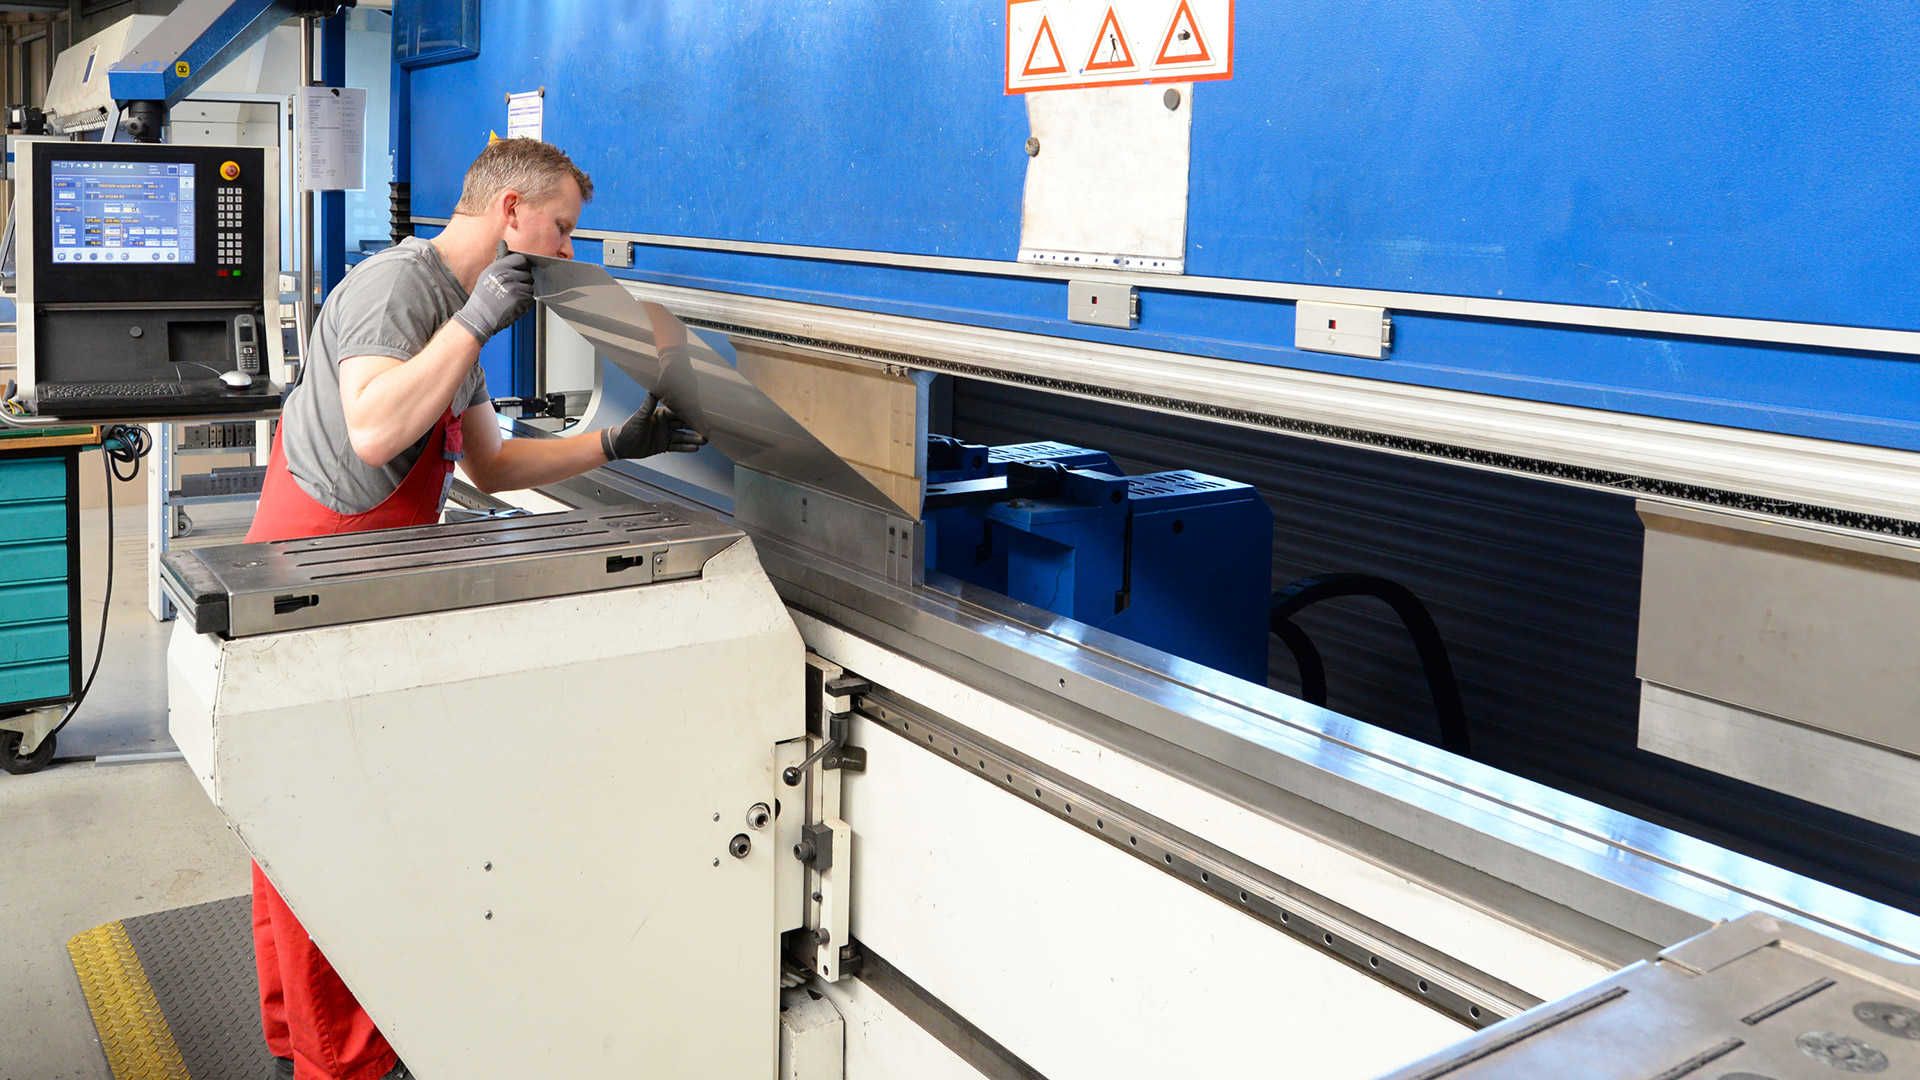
[857,691,1532,1030]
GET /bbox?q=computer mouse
[219,369,254,389]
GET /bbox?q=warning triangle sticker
[1156,0,1212,65]
[1022,16,1067,77]
[1084,7,1136,73]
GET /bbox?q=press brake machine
[30,0,1918,1076]
[155,263,1920,1078]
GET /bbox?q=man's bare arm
[337,321,482,468]
[457,401,611,493]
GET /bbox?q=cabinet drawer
[0,581,70,623]
[0,502,66,544]
[0,457,67,504]
[0,621,68,665]
[0,658,71,706]
[0,540,68,585]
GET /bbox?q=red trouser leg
[252,862,293,1059]
[252,866,398,1080]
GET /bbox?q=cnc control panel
[11,138,285,421]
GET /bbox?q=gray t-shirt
[280,237,489,514]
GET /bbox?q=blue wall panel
[404,2,1920,451]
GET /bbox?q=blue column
[318,13,348,299]
[390,54,410,239]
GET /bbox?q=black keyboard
[37,380,187,400]
[33,379,272,419]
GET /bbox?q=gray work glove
[452,251,534,343]
[601,393,708,460]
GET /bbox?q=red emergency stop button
[220,160,241,181]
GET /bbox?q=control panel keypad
[216,184,244,269]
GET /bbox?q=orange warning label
[1006,0,1232,94]
[1155,0,1212,65]
[1083,8,1136,72]
[1023,16,1068,77]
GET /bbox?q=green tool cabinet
[0,448,82,719]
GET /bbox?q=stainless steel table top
[161,506,742,637]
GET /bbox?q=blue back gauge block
[987,441,1118,476]
[987,468,1130,627]
[1108,471,1272,684]
[926,441,1272,684]
[926,439,1118,587]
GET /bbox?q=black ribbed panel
[948,380,1920,912]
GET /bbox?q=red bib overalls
[243,408,463,1080]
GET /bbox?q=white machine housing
[167,537,804,1079]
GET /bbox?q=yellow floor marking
[67,921,191,1080]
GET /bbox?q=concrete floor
[1,499,252,1079]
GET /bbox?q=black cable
[44,425,151,747]
[1269,573,1471,756]
[1267,617,1327,706]
[104,423,151,481]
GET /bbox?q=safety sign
[1005,0,1232,94]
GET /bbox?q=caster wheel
[0,728,57,775]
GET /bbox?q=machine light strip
[856,689,1538,1031]
[517,267,1920,536]
[412,218,1920,358]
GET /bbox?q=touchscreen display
[49,159,196,265]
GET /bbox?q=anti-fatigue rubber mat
[69,895,270,1079]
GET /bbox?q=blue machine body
[107,0,300,108]
[397,2,1920,452]
[925,440,1272,683]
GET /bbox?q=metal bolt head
[483,861,492,872]
[729,833,752,858]
[1855,1002,1920,1040]
[1795,1030,1888,1072]
[813,928,832,946]
[484,910,493,920]
[1025,136,1041,157]
[746,803,772,830]
[1163,88,1182,111]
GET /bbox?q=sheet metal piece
[530,257,906,515]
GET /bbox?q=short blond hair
[454,138,593,214]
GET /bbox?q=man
[245,139,701,1080]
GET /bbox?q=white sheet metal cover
[530,256,903,514]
